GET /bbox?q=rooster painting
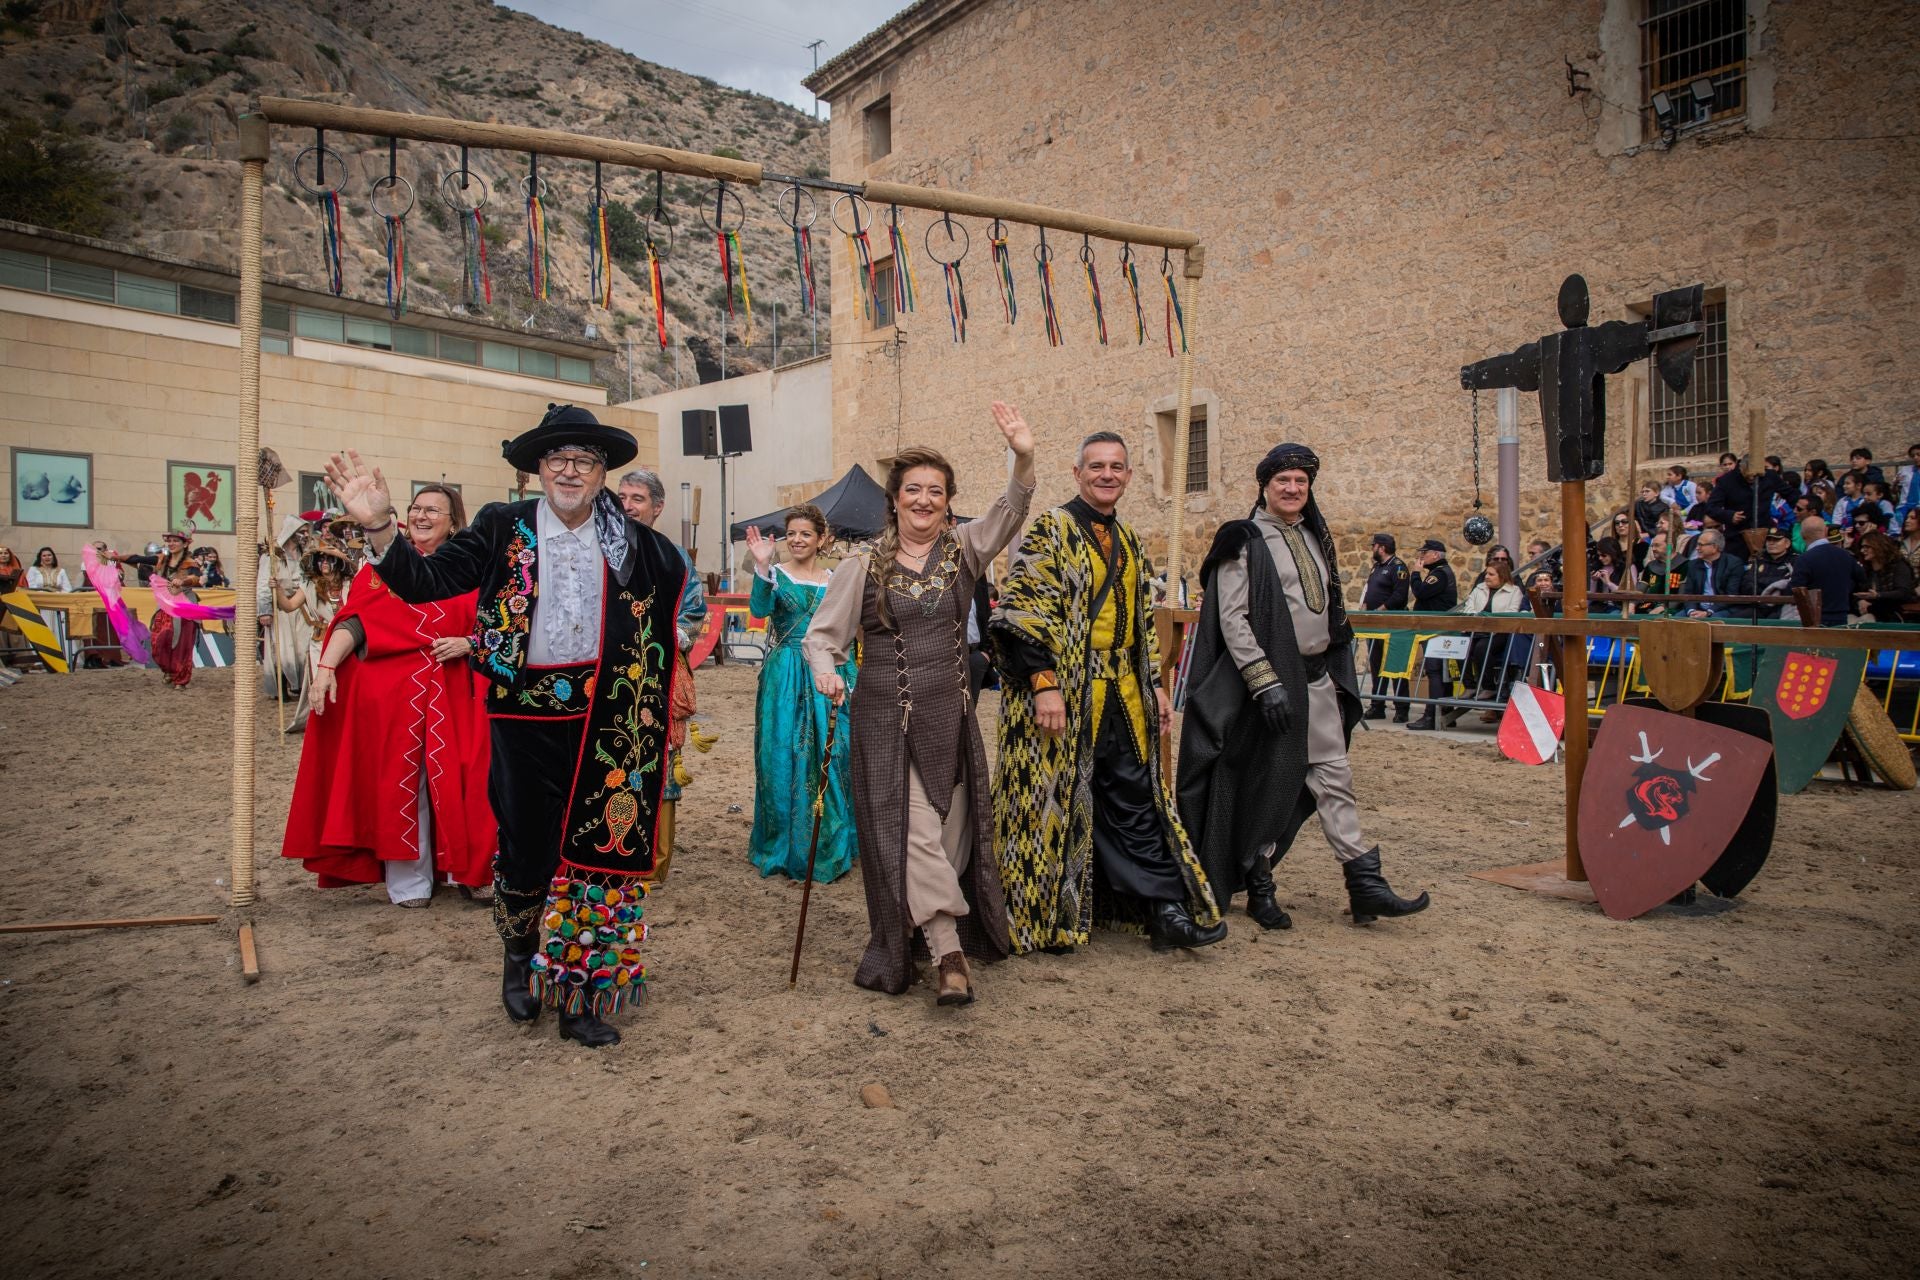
[180,470,220,522]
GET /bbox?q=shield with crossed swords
[1578,703,1772,920]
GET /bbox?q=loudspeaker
[681,408,717,458]
[719,403,752,455]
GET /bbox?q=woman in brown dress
[805,403,1036,1006]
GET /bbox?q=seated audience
[25,547,71,592]
[1853,533,1915,623]
[1681,530,1742,618]
[1848,447,1886,489]
[1790,516,1867,627]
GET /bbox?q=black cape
[1176,519,1362,903]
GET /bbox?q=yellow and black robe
[991,501,1219,950]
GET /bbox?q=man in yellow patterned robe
[991,431,1225,954]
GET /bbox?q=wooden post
[1626,383,1643,517]
[1560,480,1589,882]
[1164,246,1205,596]
[231,114,268,910]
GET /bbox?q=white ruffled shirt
[529,498,604,665]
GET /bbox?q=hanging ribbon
[374,137,409,320]
[1120,243,1146,345]
[586,162,613,309]
[1160,249,1186,356]
[646,172,670,351]
[444,148,491,309]
[792,222,817,313]
[1080,236,1108,346]
[1035,229,1063,347]
[712,183,753,340]
[523,154,550,302]
[989,219,1017,324]
[926,214,969,345]
[886,205,917,315]
[302,131,346,297]
[834,195,879,325]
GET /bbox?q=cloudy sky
[502,0,908,113]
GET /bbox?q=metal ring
[829,192,872,238]
[368,174,415,220]
[1119,243,1136,266]
[1033,240,1054,266]
[643,209,674,260]
[923,218,969,266]
[700,186,746,234]
[1159,251,1175,277]
[1078,242,1096,266]
[773,184,816,231]
[291,146,348,197]
[988,217,1008,241]
[439,168,490,213]
[517,174,549,203]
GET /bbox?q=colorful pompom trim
[526,871,648,1017]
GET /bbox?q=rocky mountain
[0,0,832,394]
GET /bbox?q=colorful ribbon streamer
[886,207,917,315]
[588,200,613,308]
[525,186,550,302]
[383,215,406,319]
[318,190,344,297]
[1081,243,1108,346]
[716,227,753,340]
[1163,265,1187,356]
[461,207,492,308]
[647,238,669,351]
[1036,239,1063,348]
[942,260,969,343]
[791,224,817,314]
[1121,247,1146,345]
[990,225,1018,324]
[845,224,878,324]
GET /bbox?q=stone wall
[816,0,1919,597]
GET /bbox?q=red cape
[282,564,496,888]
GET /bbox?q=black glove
[1255,682,1291,735]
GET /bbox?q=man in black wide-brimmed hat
[1177,442,1430,931]
[325,404,687,1049]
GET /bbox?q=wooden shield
[1578,703,1773,920]
[1752,646,1867,794]
[1637,619,1722,711]
[1624,698,1777,898]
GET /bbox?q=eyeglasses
[541,452,604,475]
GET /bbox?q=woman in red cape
[282,485,495,904]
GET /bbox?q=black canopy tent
[730,464,892,542]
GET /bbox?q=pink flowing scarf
[150,577,236,623]
[81,545,153,665]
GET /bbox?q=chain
[1470,388,1484,510]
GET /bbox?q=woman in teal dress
[745,504,858,881]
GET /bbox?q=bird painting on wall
[20,473,50,501]
[56,475,85,504]
[180,470,219,521]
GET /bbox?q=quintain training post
[1459,273,1703,879]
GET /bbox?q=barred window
[1649,298,1728,458]
[1641,0,1748,134]
[1185,411,1209,494]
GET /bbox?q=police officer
[1405,539,1460,731]
[1360,532,1411,721]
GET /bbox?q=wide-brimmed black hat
[501,404,638,474]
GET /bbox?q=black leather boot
[558,1010,622,1048]
[1149,900,1229,951]
[1242,851,1293,931]
[501,946,540,1024]
[1342,848,1430,924]
[1362,703,1387,721]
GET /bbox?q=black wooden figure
[1460,274,1705,482]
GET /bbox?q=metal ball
[1463,514,1495,545]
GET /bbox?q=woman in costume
[274,534,351,730]
[0,546,22,594]
[283,484,495,906]
[116,526,201,688]
[744,503,857,882]
[257,516,310,699]
[803,403,1035,1006]
[26,547,72,592]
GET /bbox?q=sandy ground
[1,661,1916,1280]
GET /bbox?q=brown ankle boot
[936,952,975,1006]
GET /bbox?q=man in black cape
[1176,443,1430,928]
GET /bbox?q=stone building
[806,0,1919,590]
[1,220,651,574]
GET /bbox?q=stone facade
[808,0,1919,594]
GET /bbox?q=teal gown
[749,565,858,881]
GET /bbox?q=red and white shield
[1774,652,1838,720]
[1498,684,1565,766]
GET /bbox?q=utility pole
[772,300,779,369]
[807,39,825,119]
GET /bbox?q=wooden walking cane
[787,703,841,988]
